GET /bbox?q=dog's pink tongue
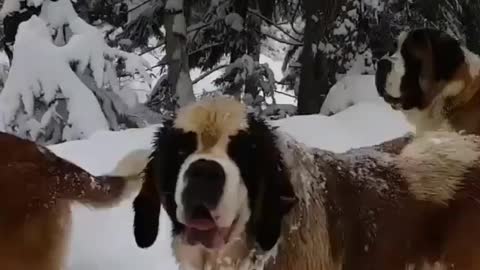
[185,227,225,249]
[185,220,228,249]
[186,219,216,230]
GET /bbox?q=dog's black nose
[375,59,392,97]
[182,159,226,220]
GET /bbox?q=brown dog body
[131,97,480,270]
[0,132,145,270]
[271,133,480,270]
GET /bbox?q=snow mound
[46,99,411,270]
[320,75,383,115]
[277,102,412,152]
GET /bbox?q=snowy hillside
[47,80,412,269]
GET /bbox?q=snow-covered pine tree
[188,0,278,108]
[0,0,152,144]
[79,0,296,117]
[190,0,302,118]
[118,0,194,112]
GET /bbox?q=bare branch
[140,42,165,55]
[192,65,229,85]
[261,30,303,46]
[148,62,168,71]
[188,42,224,55]
[247,8,302,43]
[274,89,297,99]
[187,18,223,34]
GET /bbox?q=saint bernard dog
[375,28,480,135]
[133,96,480,270]
[0,132,146,270]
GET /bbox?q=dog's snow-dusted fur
[0,132,147,270]
[174,97,248,149]
[271,131,480,270]
[397,132,480,204]
[134,96,480,270]
[375,28,480,135]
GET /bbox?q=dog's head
[375,28,468,114]
[133,97,296,252]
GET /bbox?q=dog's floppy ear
[133,120,193,248]
[405,28,464,86]
[246,117,297,251]
[132,123,172,249]
[133,167,160,248]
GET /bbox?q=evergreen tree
[0,0,153,144]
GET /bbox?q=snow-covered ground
[47,75,412,270]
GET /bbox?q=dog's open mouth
[183,206,237,249]
[184,220,230,249]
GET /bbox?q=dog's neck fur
[410,49,480,135]
[265,134,339,270]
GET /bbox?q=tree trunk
[462,2,480,55]
[297,0,328,115]
[245,0,262,99]
[164,0,195,108]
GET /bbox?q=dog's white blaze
[385,54,405,99]
[175,152,249,229]
[463,47,480,78]
[382,31,408,100]
[397,31,408,48]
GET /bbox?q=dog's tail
[46,147,150,208]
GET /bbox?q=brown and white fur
[132,96,480,270]
[0,132,148,270]
[375,28,480,135]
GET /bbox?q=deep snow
[47,80,412,269]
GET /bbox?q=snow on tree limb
[0,15,109,140]
[0,0,153,142]
[106,47,152,86]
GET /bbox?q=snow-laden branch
[60,16,152,88]
[0,16,109,140]
[0,0,153,141]
[192,64,228,85]
[106,47,152,86]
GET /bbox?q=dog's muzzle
[181,159,230,249]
